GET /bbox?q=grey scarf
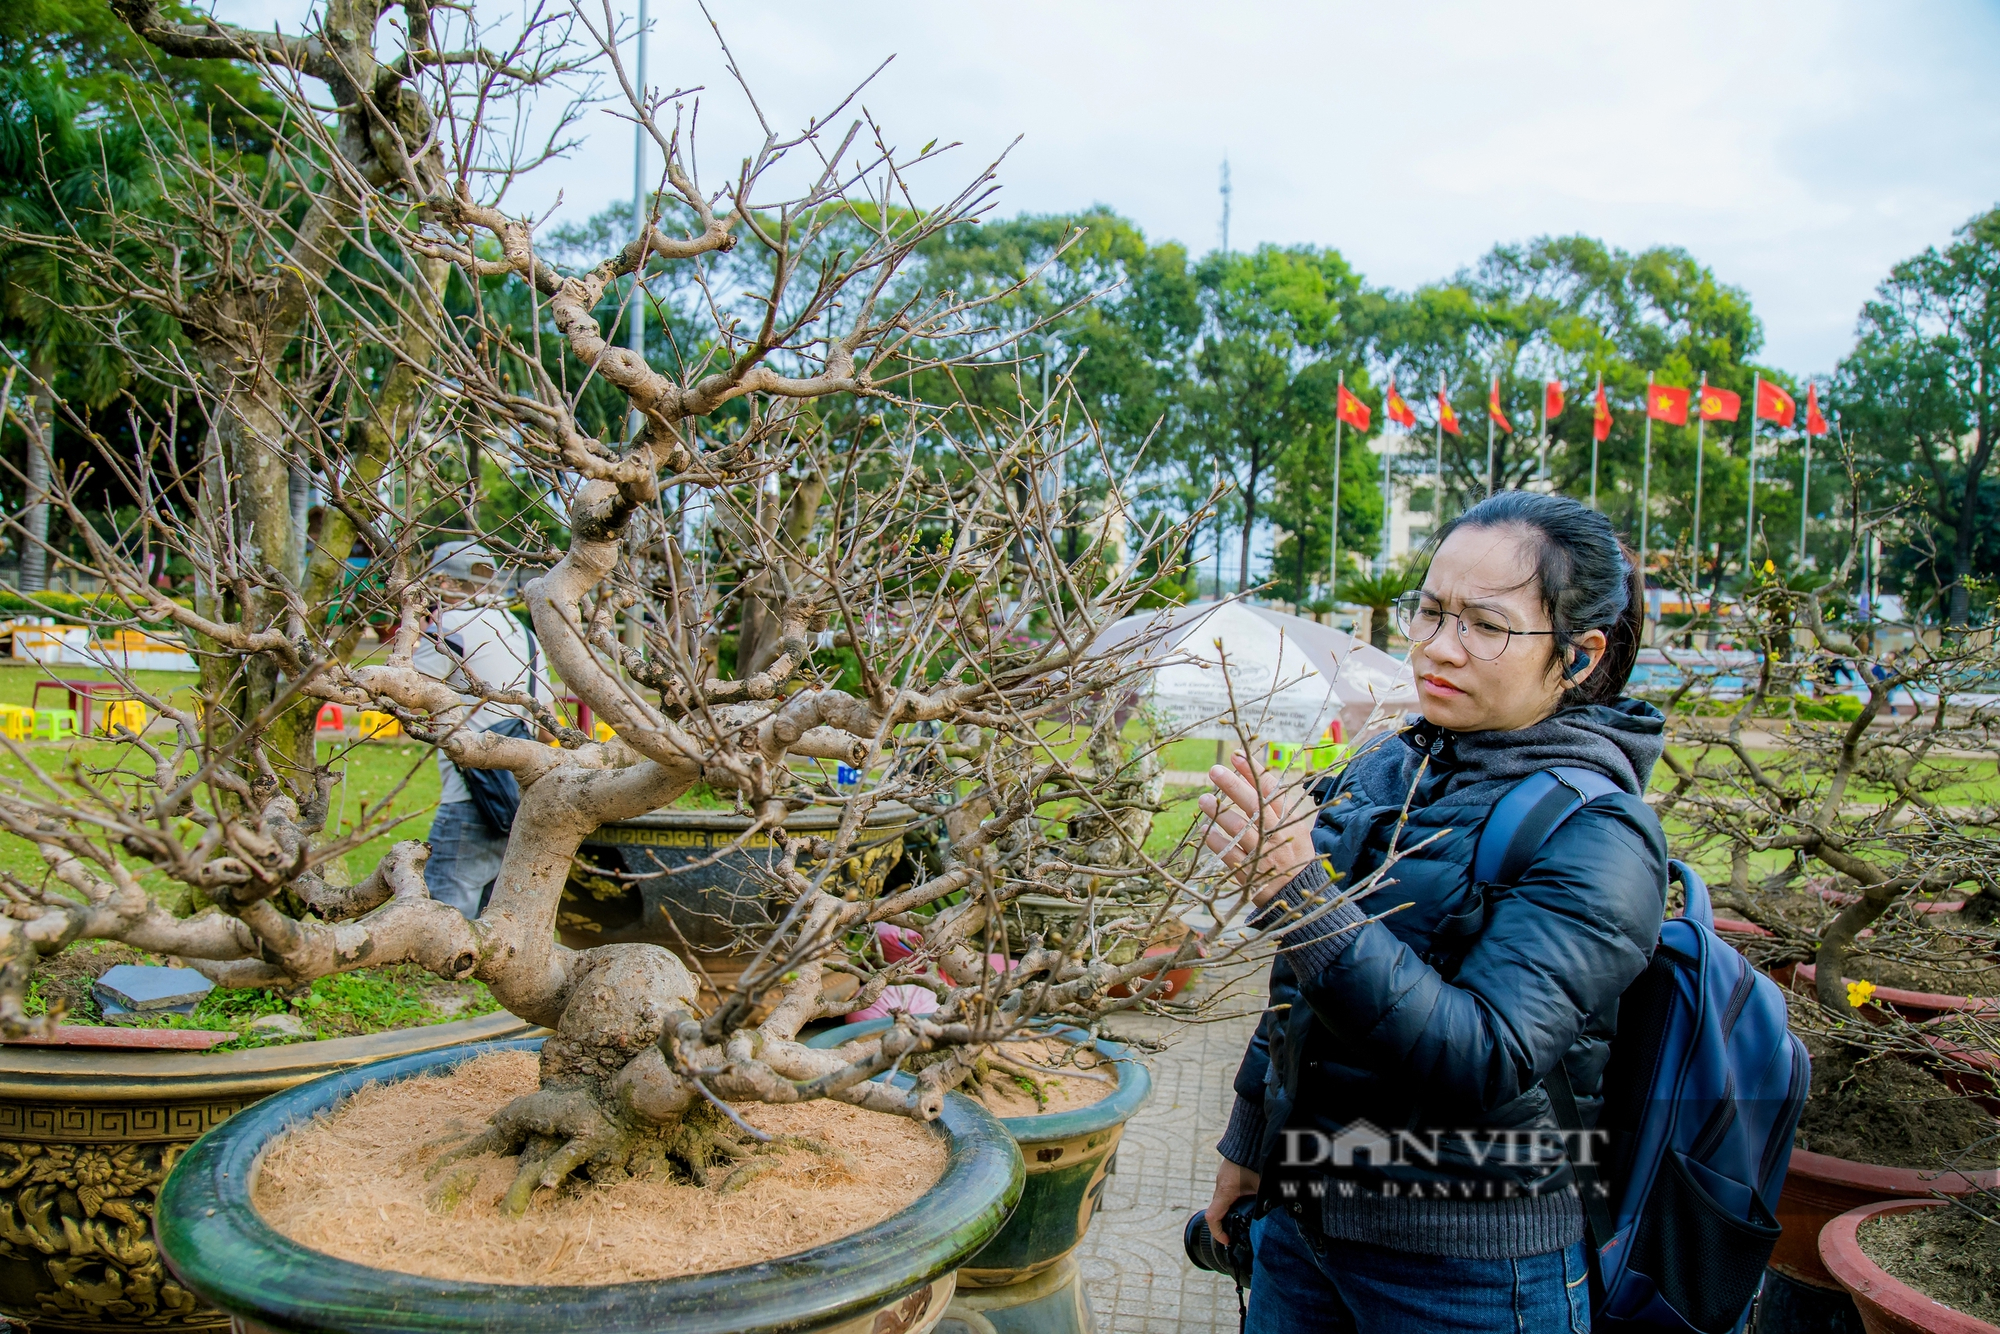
[1338,698,1665,810]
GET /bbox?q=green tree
[1837,208,2000,623]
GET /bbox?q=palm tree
[1337,563,1417,651]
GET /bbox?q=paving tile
[1083,958,1267,1332]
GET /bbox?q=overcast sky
[222,0,2000,377]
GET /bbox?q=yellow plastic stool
[32,709,78,742]
[0,706,31,741]
[358,710,402,740]
[100,700,149,735]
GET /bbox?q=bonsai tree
[0,0,1340,1216]
[1641,469,2000,1013]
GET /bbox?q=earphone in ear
[1565,649,1592,678]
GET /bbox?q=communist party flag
[1647,383,1690,425]
[1699,385,1741,421]
[1385,380,1417,429]
[1488,378,1514,433]
[1336,384,1372,432]
[1756,380,1797,427]
[1592,381,1613,442]
[1437,390,1463,437]
[1545,380,1565,419]
[1804,383,1829,436]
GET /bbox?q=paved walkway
[1078,959,1267,1333]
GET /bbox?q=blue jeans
[425,800,508,919]
[1244,1209,1590,1334]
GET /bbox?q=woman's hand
[1198,752,1319,907]
[1206,1159,1261,1246]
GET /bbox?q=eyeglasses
[1392,592,1558,662]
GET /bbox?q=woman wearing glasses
[1200,491,1667,1333]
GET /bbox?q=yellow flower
[1763,559,1776,574]
[1847,979,1878,1009]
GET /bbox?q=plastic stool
[99,700,148,735]
[316,703,345,732]
[0,706,31,741]
[358,710,401,740]
[32,709,77,742]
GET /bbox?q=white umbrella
[1091,601,1415,748]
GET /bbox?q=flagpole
[1590,373,1602,509]
[1745,374,1760,578]
[1485,373,1497,497]
[1381,416,1395,571]
[1640,372,1653,625]
[1331,371,1344,608]
[1798,385,1812,566]
[1538,385,1548,491]
[1434,373,1445,523]
[1693,372,1707,576]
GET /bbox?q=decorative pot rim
[157,1036,1023,1334]
[805,1019,1151,1142]
[588,800,919,835]
[1786,1146,2000,1195]
[1818,1197,2000,1334]
[0,1010,539,1103]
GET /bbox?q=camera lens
[1183,1209,1229,1274]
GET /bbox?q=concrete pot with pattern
[154,1036,1023,1334]
[562,804,917,1000]
[0,1011,536,1334]
[809,1020,1151,1334]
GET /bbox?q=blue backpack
[1477,769,1811,1334]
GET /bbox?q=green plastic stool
[32,709,77,741]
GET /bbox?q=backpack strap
[1545,1058,1617,1255]
[1472,766,1624,887]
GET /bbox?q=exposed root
[423,1086,854,1213]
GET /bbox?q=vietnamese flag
[1385,379,1417,429]
[1756,380,1797,427]
[1592,381,1613,442]
[1804,383,1829,437]
[1488,378,1514,434]
[1336,384,1372,432]
[1437,391,1463,437]
[1699,386,1741,422]
[1545,380,1565,420]
[1647,384,1690,425]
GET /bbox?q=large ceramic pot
[561,804,918,974]
[809,1020,1151,1334]
[1763,1146,2000,1329]
[157,1036,1023,1334]
[0,1011,536,1334]
[1818,1198,2000,1334]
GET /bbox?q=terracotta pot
[1772,1149,2000,1291]
[158,1037,1023,1334]
[0,1011,537,1333]
[1106,943,1201,1000]
[1777,963,1998,1023]
[1818,1198,2000,1334]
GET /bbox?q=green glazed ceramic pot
[156,1037,1023,1334]
[806,1021,1151,1334]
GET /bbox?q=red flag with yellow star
[1647,384,1690,425]
[1699,386,1741,422]
[1437,391,1463,437]
[1336,384,1372,432]
[1756,380,1797,427]
[1545,380,1565,420]
[1385,380,1417,429]
[1592,381,1613,442]
[1488,378,1514,433]
[1804,383,1828,437]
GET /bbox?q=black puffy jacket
[1225,703,1669,1220]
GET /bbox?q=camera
[1183,1195,1257,1288]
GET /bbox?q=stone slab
[93,963,215,1012]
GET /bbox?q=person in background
[412,541,549,918]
